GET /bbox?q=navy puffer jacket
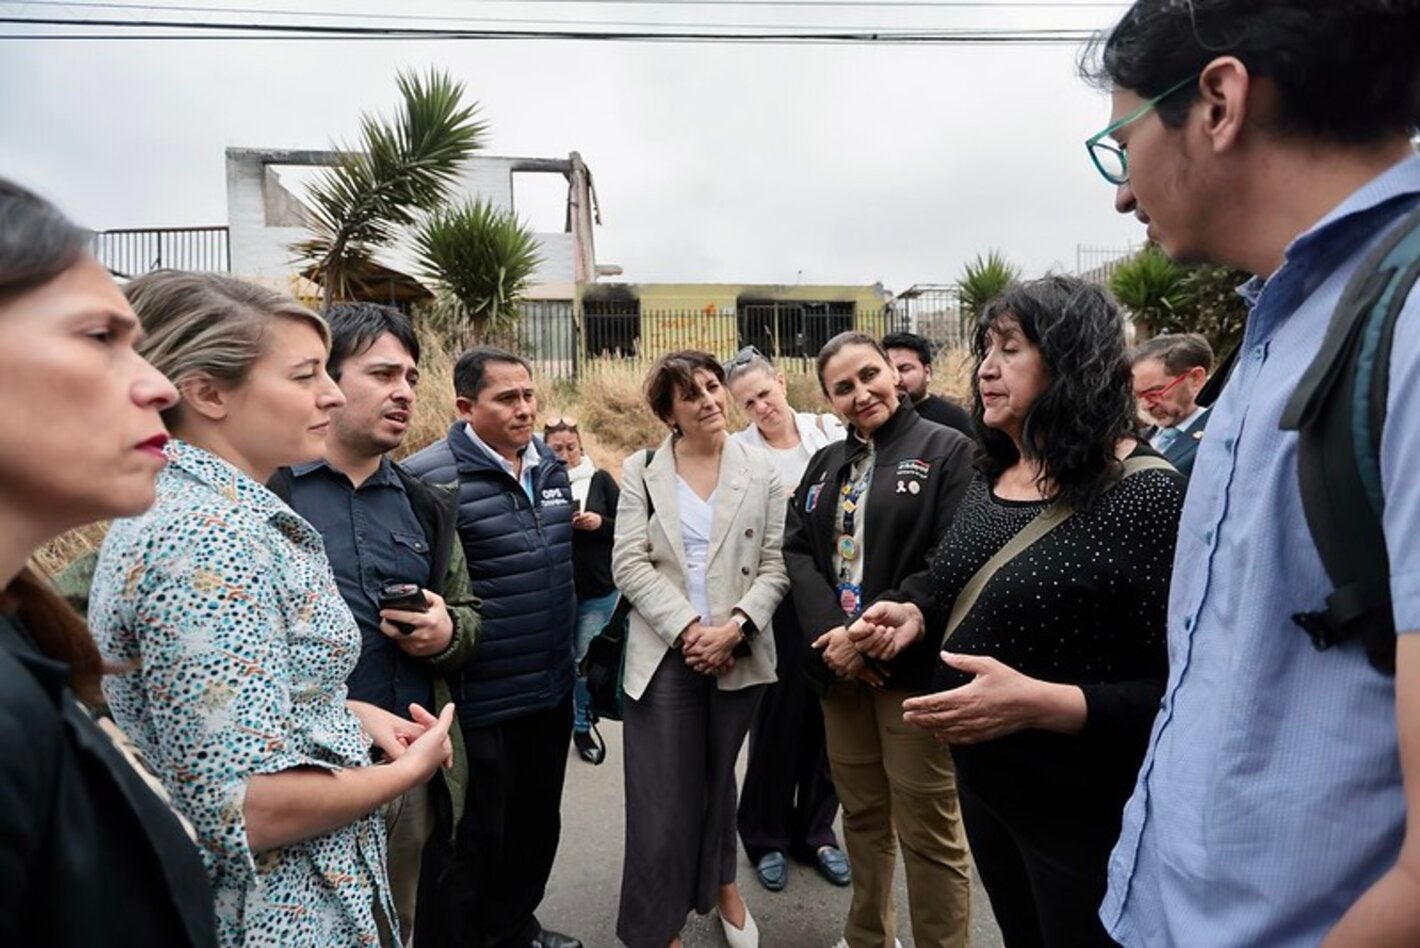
[404,423,575,727]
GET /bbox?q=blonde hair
[124,271,329,426]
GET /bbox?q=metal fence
[1076,243,1137,286]
[92,226,230,279]
[498,303,910,381]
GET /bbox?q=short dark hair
[1130,332,1214,376]
[0,177,90,304]
[816,331,890,396]
[882,331,934,366]
[1081,1,1420,143]
[324,302,420,380]
[644,350,725,426]
[453,345,531,399]
[973,275,1136,512]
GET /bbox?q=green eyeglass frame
[1085,74,1199,186]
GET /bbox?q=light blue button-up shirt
[1103,154,1420,946]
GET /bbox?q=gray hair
[124,270,329,426]
[1130,332,1214,375]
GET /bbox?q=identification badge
[837,582,862,616]
[836,534,859,561]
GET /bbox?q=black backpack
[1278,201,1420,675]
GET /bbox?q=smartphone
[571,498,583,515]
[378,581,430,634]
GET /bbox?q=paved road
[538,720,1005,948]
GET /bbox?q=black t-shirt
[925,453,1184,818]
[573,467,620,599]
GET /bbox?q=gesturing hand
[396,703,456,782]
[847,600,925,661]
[901,652,1078,745]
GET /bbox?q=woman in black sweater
[862,276,1183,947]
[0,178,215,945]
[545,417,621,764]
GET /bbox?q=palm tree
[293,69,487,302]
[1108,244,1187,340]
[957,250,1021,330]
[414,199,543,344]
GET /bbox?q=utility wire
[0,15,1097,42]
[4,1,1110,33]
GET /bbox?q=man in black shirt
[882,331,975,438]
[273,302,481,947]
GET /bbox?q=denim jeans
[573,590,620,733]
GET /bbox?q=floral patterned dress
[91,440,396,947]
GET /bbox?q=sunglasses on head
[723,345,768,372]
[544,417,578,434]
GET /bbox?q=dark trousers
[417,695,573,948]
[617,651,764,948]
[957,779,1119,948]
[737,596,840,863]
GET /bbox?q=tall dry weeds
[36,330,974,570]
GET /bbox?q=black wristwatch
[732,612,759,641]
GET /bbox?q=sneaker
[572,727,605,765]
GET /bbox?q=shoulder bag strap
[942,455,1174,645]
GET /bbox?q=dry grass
[36,335,975,571]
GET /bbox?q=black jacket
[403,424,576,727]
[784,404,975,694]
[0,615,216,947]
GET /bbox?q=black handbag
[579,450,655,723]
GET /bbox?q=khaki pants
[821,683,971,948]
[384,783,434,947]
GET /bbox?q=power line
[4,1,1111,33]
[0,15,1097,42]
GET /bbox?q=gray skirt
[616,649,765,948]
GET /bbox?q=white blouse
[677,477,717,622]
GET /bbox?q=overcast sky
[0,0,1146,293]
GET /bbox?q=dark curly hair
[1080,0,1420,143]
[972,275,1136,512]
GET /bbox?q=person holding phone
[544,417,621,765]
[90,274,456,947]
[268,302,481,947]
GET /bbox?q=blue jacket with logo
[403,423,575,727]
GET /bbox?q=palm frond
[292,67,489,302]
[414,198,543,343]
[1108,244,1187,337]
[957,250,1022,320]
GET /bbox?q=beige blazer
[612,436,789,701]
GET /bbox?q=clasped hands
[810,599,926,687]
[682,618,744,676]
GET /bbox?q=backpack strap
[1279,202,1420,675]
[941,455,1175,645]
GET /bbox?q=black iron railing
[92,226,230,278]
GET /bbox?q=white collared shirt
[464,422,541,499]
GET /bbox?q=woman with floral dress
[90,271,453,947]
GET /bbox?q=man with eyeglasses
[1081,1,1420,946]
[1129,333,1212,477]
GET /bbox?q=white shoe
[720,906,760,948]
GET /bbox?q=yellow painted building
[578,282,894,359]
